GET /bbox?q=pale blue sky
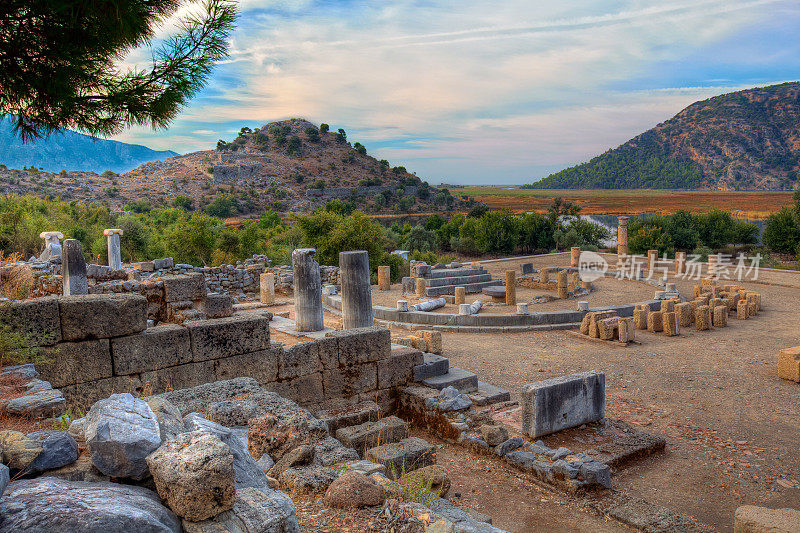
[114,0,800,185]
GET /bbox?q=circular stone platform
[482,286,507,302]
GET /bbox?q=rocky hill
[0,116,177,174]
[530,82,800,190]
[0,118,461,215]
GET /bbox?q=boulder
[400,464,451,497]
[313,437,359,467]
[324,471,386,508]
[146,430,236,521]
[478,425,508,447]
[25,431,79,473]
[207,398,262,427]
[67,417,86,443]
[436,386,472,412]
[4,389,66,418]
[257,453,275,472]
[147,397,186,443]
[0,430,42,471]
[84,393,161,479]
[45,455,109,482]
[267,444,315,478]
[734,505,800,533]
[0,477,180,532]
[248,411,328,462]
[182,486,300,533]
[335,416,408,454]
[278,465,339,494]
[494,437,523,457]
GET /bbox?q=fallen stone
[0,364,38,380]
[67,417,86,443]
[436,386,473,411]
[248,410,329,462]
[343,459,386,476]
[400,464,451,497]
[313,436,360,466]
[552,459,579,479]
[315,400,380,434]
[0,430,42,471]
[365,437,436,478]
[324,471,386,508]
[494,437,523,457]
[335,416,409,454]
[45,455,109,482]
[84,393,161,480]
[478,425,508,447]
[278,464,339,494]
[551,446,572,460]
[206,398,263,427]
[0,478,180,532]
[268,444,315,478]
[4,389,66,418]
[579,461,612,488]
[26,431,78,473]
[147,397,186,443]
[521,372,605,438]
[182,486,300,533]
[146,430,236,521]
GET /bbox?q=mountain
[530,82,800,190]
[0,116,178,174]
[0,118,463,215]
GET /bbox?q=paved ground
[436,253,800,531]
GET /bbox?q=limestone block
[647,311,664,332]
[597,317,619,341]
[722,297,735,312]
[377,266,391,291]
[505,270,516,305]
[264,373,325,406]
[713,305,728,328]
[336,416,408,453]
[778,346,800,383]
[736,299,749,320]
[111,324,192,376]
[734,505,800,533]
[589,311,616,338]
[327,326,391,365]
[364,437,436,478]
[557,270,568,288]
[0,296,61,345]
[259,273,275,304]
[422,330,443,355]
[710,297,723,309]
[633,306,649,330]
[200,293,233,319]
[539,269,549,284]
[660,300,675,313]
[695,305,712,330]
[521,371,605,438]
[675,302,694,327]
[454,287,465,305]
[322,364,378,399]
[415,278,426,298]
[618,317,635,343]
[40,339,112,388]
[163,274,206,303]
[185,314,271,362]
[662,311,679,336]
[377,348,424,389]
[59,294,147,341]
[748,298,758,317]
[278,342,323,380]
[570,247,581,267]
[579,313,591,335]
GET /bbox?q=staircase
[423,267,497,297]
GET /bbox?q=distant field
[455,187,794,219]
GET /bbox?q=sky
[113,0,800,185]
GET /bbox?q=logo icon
[578,251,608,282]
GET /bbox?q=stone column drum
[38,230,64,261]
[570,246,581,268]
[505,270,516,305]
[260,273,275,304]
[617,217,629,257]
[339,251,373,329]
[708,254,718,278]
[377,265,391,291]
[62,239,88,295]
[103,228,124,270]
[675,251,687,275]
[292,248,324,332]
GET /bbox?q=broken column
[62,239,88,296]
[617,217,629,257]
[415,278,427,298]
[675,302,694,327]
[339,250,373,329]
[260,272,275,304]
[505,270,516,305]
[103,228,123,270]
[39,231,64,261]
[292,248,324,332]
[707,254,718,278]
[675,251,687,275]
[454,286,466,305]
[712,305,728,327]
[695,305,712,330]
[778,346,800,382]
[377,265,391,291]
[557,269,568,299]
[647,249,658,274]
[570,246,581,267]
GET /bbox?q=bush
[287,135,301,154]
[0,322,52,367]
[173,196,194,211]
[205,196,237,218]
[763,207,800,253]
[320,123,329,133]
[304,126,319,142]
[336,128,347,143]
[353,142,366,155]
[405,225,437,252]
[692,244,713,261]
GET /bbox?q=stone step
[335,416,409,455]
[314,400,380,433]
[468,381,511,406]
[421,367,478,393]
[364,436,437,478]
[425,280,497,297]
[425,273,493,288]
[413,353,450,381]
[428,268,486,279]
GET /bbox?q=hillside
[0,116,177,174]
[0,118,463,215]
[530,82,800,190]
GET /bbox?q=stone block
[521,371,605,438]
[59,294,147,341]
[213,349,280,384]
[278,342,323,380]
[316,337,339,370]
[618,317,635,343]
[111,324,191,376]
[0,297,61,346]
[323,364,378,399]
[200,293,233,319]
[163,273,206,303]
[633,306,649,330]
[589,311,616,338]
[263,373,325,406]
[140,361,216,395]
[778,346,800,383]
[695,305,712,330]
[364,437,436,478]
[597,317,619,341]
[315,401,380,433]
[647,310,663,332]
[734,505,800,533]
[377,348,423,389]
[186,314,271,361]
[422,330,443,355]
[662,311,679,336]
[133,261,155,272]
[327,327,391,366]
[259,273,275,304]
[737,299,749,320]
[660,300,675,313]
[713,305,728,328]
[40,339,113,388]
[336,416,408,454]
[675,302,694,327]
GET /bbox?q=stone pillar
[260,273,275,304]
[647,250,658,273]
[454,286,465,306]
[103,228,124,269]
[505,270,516,305]
[570,247,581,268]
[62,239,88,295]
[675,251,686,275]
[292,248,324,332]
[617,217,629,257]
[377,266,391,291]
[415,278,427,298]
[339,251,373,329]
[708,254,718,278]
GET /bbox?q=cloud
[111,0,800,184]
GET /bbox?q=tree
[353,142,366,155]
[304,126,319,142]
[546,197,581,222]
[0,0,237,140]
[287,135,301,154]
[763,208,800,254]
[205,196,236,217]
[319,123,329,133]
[336,128,347,143]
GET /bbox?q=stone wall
[305,185,419,200]
[0,294,411,412]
